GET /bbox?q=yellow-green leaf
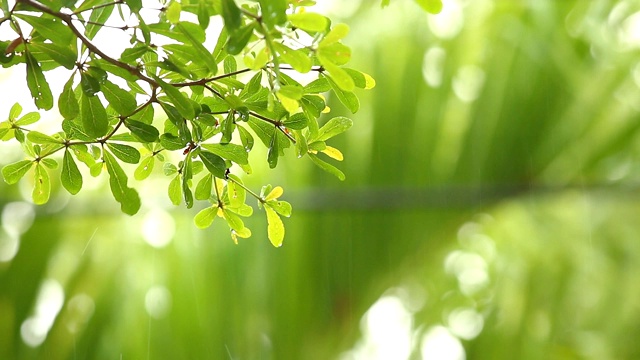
[168,174,181,205]
[166,1,181,23]
[134,156,154,181]
[265,186,283,201]
[320,23,349,46]
[265,206,284,247]
[32,164,50,205]
[194,206,217,229]
[288,12,328,32]
[415,0,443,14]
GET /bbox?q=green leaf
[325,74,359,113]
[287,12,328,32]
[155,76,195,120]
[199,151,227,178]
[318,42,351,66]
[86,4,114,40]
[80,73,101,96]
[176,23,218,74]
[344,68,376,89]
[223,208,244,232]
[221,0,242,32]
[198,1,210,29]
[182,156,194,209]
[81,93,109,138]
[320,61,355,92]
[316,116,353,142]
[304,78,331,94]
[59,77,79,120]
[89,162,103,177]
[9,103,22,120]
[294,130,308,158]
[125,119,159,142]
[134,156,155,181]
[259,0,287,28]
[201,143,248,165]
[107,143,140,164]
[267,200,292,217]
[308,153,345,180]
[15,15,74,44]
[168,174,181,205]
[102,81,137,116]
[267,129,279,169]
[320,23,350,46]
[164,163,178,176]
[61,149,83,195]
[27,131,60,144]
[415,0,443,14]
[103,150,141,215]
[278,85,304,100]
[160,133,186,151]
[226,24,254,55]
[166,1,181,23]
[41,158,58,170]
[25,52,53,110]
[227,176,246,208]
[195,173,213,200]
[248,117,276,147]
[194,206,217,229]
[2,160,34,185]
[15,112,41,126]
[32,164,51,205]
[29,42,76,70]
[283,113,308,130]
[125,0,142,13]
[120,44,151,63]
[237,125,254,152]
[272,43,312,73]
[265,206,284,247]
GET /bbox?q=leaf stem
[174,68,253,88]
[226,176,264,203]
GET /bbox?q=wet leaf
[25,52,53,110]
[134,156,154,181]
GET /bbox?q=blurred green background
[2,0,640,358]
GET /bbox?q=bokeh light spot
[141,209,175,248]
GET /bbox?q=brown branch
[174,68,253,88]
[17,0,157,87]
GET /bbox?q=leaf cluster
[0,0,373,246]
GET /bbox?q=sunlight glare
[420,326,465,360]
[20,279,65,347]
[145,285,172,319]
[141,208,175,248]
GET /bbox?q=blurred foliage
[2,0,640,359]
